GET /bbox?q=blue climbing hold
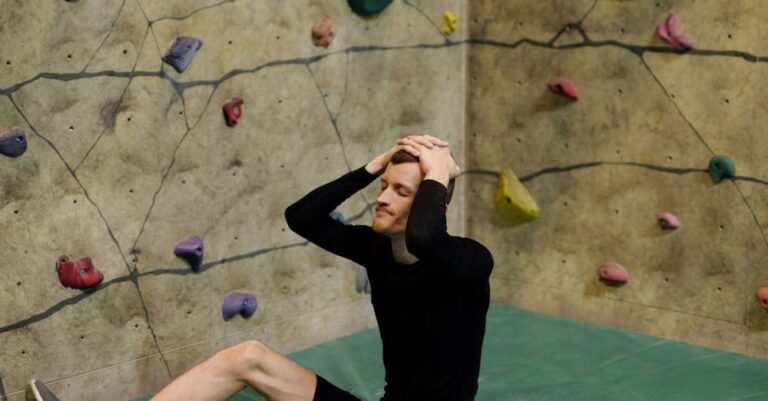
[222,291,258,321]
[162,36,203,73]
[348,0,393,16]
[708,155,736,183]
[0,128,28,158]
[330,211,347,224]
[174,235,204,271]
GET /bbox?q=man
[28,134,493,401]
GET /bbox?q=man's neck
[390,236,419,265]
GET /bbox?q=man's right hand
[365,134,449,175]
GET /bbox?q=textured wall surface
[467,0,768,359]
[0,1,466,399]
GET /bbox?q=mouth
[375,209,392,216]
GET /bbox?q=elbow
[405,227,436,256]
[284,203,303,232]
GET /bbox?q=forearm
[285,166,376,230]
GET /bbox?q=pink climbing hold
[756,287,768,310]
[223,97,243,127]
[656,212,679,230]
[657,13,694,51]
[56,255,104,290]
[548,78,579,101]
[597,261,629,285]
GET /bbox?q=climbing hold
[162,36,203,73]
[0,128,28,158]
[708,155,736,183]
[657,13,694,51]
[174,235,204,272]
[756,287,768,310]
[222,291,258,320]
[330,211,347,224]
[656,212,679,230]
[547,78,579,101]
[223,97,243,127]
[311,16,335,48]
[494,168,540,224]
[355,265,371,294]
[347,0,393,16]
[442,11,459,35]
[56,255,104,290]
[597,261,629,285]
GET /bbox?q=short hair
[390,149,455,205]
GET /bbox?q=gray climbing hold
[174,235,204,271]
[330,211,347,224]
[222,291,258,320]
[0,128,28,158]
[162,36,203,73]
[348,0,393,16]
[355,265,371,294]
[708,155,735,183]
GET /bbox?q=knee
[219,340,267,376]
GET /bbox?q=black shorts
[313,374,362,401]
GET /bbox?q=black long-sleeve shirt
[285,166,493,401]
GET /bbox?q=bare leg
[152,340,317,401]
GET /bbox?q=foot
[28,379,62,401]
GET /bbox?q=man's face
[372,162,424,237]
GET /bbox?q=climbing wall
[0,1,467,399]
[467,0,768,358]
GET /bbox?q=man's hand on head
[396,135,460,186]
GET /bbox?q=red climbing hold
[548,78,579,101]
[597,261,629,285]
[223,97,243,127]
[756,287,768,310]
[56,255,104,290]
[657,13,694,51]
[311,16,336,48]
[656,212,679,230]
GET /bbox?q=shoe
[28,379,62,401]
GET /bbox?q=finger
[409,136,435,149]
[397,144,420,157]
[422,134,449,146]
[397,137,429,150]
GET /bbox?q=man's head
[372,150,455,237]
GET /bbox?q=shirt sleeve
[285,166,381,269]
[404,179,494,282]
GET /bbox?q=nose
[376,188,391,207]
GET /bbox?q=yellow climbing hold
[442,11,459,35]
[494,168,540,224]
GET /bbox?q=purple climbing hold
[222,291,258,321]
[0,128,28,158]
[174,235,204,271]
[656,212,679,230]
[162,36,203,73]
[597,261,629,285]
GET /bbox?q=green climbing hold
[708,155,736,183]
[348,0,393,16]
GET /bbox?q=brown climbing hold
[657,13,694,51]
[223,97,244,127]
[548,78,579,101]
[756,287,768,310]
[56,255,104,290]
[597,261,629,285]
[311,16,335,48]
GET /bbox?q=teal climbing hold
[708,155,736,183]
[348,0,393,16]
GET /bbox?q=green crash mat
[134,303,768,401]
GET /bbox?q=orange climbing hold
[311,16,335,48]
[756,287,768,310]
[548,78,579,101]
